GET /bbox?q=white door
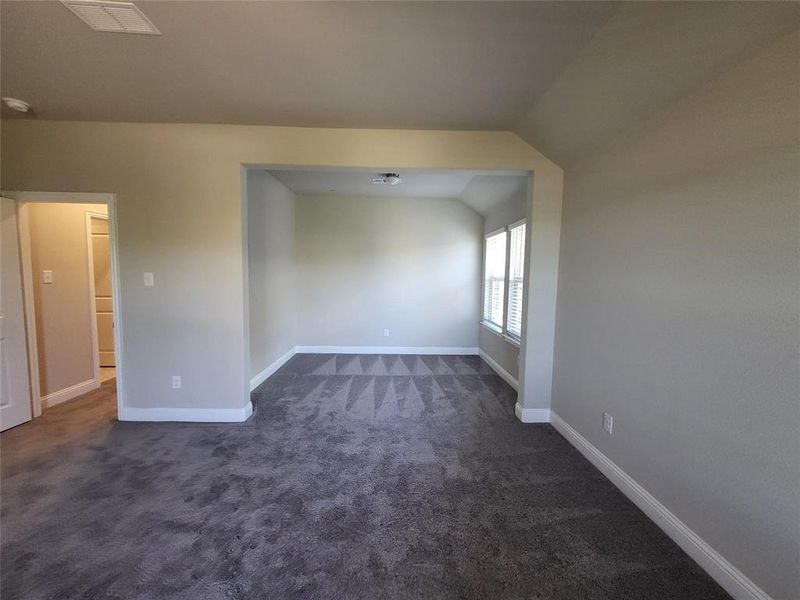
[90,215,115,367]
[0,197,33,431]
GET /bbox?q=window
[506,221,526,339]
[482,219,526,342]
[482,230,507,329]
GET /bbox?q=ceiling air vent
[61,0,160,35]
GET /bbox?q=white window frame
[505,218,526,342]
[481,227,507,333]
[481,218,526,347]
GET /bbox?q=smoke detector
[61,1,161,35]
[2,98,31,113]
[371,173,402,185]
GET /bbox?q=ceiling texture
[2,1,797,167]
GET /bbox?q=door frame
[85,210,110,385]
[0,196,34,429]
[2,191,125,419]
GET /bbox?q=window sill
[480,321,521,348]
[480,320,503,335]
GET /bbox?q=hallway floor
[0,355,730,599]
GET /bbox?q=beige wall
[27,202,107,397]
[551,32,799,599]
[247,171,297,377]
[296,194,481,349]
[0,122,561,416]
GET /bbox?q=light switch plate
[42,270,53,284]
[144,272,154,287]
[603,412,613,435]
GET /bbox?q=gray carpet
[1,354,731,600]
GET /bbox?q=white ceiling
[0,1,616,129]
[268,168,528,216]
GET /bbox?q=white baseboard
[119,401,253,423]
[478,349,519,390]
[514,403,550,423]
[250,346,296,391]
[550,411,773,600]
[294,346,479,355]
[41,378,99,409]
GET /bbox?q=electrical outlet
[171,375,182,389]
[603,412,613,435]
[383,328,390,337]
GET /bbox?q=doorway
[0,192,124,430]
[0,197,33,430]
[243,166,529,397]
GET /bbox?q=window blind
[483,230,507,328]
[506,222,526,338]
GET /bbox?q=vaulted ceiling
[2,1,797,167]
[513,2,800,166]
[0,1,616,130]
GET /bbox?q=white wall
[296,194,482,350]
[478,328,519,381]
[551,31,799,599]
[483,192,526,234]
[26,202,107,397]
[247,171,297,378]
